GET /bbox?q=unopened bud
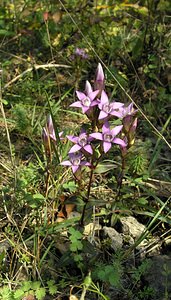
[94,63,105,92]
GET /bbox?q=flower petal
[103,141,112,153]
[72,165,79,173]
[98,110,108,120]
[89,133,103,140]
[67,135,78,143]
[83,144,93,154]
[61,160,72,166]
[68,144,81,153]
[111,125,123,136]
[102,121,110,133]
[112,102,124,109]
[113,137,127,147]
[85,80,93,94]
[89,90,99,101]
[100,90,109,104]
[76,91,86,101]
[70,101,83,108]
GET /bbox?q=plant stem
[80,167,94,226]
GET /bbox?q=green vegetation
[0,0,171,299]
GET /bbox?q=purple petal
[61,160,72,166]
[83,144,93,154]
[47,115,54,134]
[90,100,99,107]
[81,161,91,167]
[67,135,78,143]
[103,141,112,153]
[113,138,127,147]
[85,80,93,94]
[49,132,56,141]
[102,121,110,133]
[112,102,124,109]
[70,101,83,108]
[82,106,90,114]
[98,110,108,120]
[111,125,123,136]
[72,165,79,173]
[88,90,99,101]
[110,110,124,118]
[95,63,104,82]
[89,133,103,140]
[100,90,109,104]
[76,91,86,101]
[68,144,81,153]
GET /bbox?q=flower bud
[94,63,105,93]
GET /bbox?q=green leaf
[95,162,117,174]
[63,181,77,192]
[48,284,57,295]
[32,281,41,290]
[35,287,46,300]
[68,227,83,239]
[0,29,14,36]
[21,281,32,292]
[137,197,148,205]
[26,193,45,208]
[47,280,57,295]
[14,289,25,299]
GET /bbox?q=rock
[84,222,102,236]
[103,226,123,251]
[146,254,171,300]
[121,216,146,239]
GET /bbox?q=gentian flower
[115,103,137,120]
[67,129,93,154]
[74,48,89,59]
[98,90,124,120]
[94,63,105,92]
[127,117,138,146]
[42,115,63,143]
[70,86,99,114]
[90,121,127,153]
[61,153,91,173]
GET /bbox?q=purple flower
[42,115,63,144]
[61,153,91,173]
[115,103,137,120]
[75,48,89,59]
[98,91,124,120]
[70,84,99,114]
[90,121,127,153]
[94,63,105,91]
[67,129,93,154]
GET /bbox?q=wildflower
[94,63,105,92]
[85,80,93,95]
[98,90,124,120]
[74,48,89,59]
[90,121,126,153]
[70,87,99,114]
[115,103,137,121]
[127,117,138,146]
[43,12,49,22]
[67,129,93,154]
[61,153,91,173]
[42,115,63,144]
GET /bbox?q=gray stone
[103,226,123,251]
[146,254,171,300]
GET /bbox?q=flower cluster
[43,64,137,174]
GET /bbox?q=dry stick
[3,63,71,90]
[0,84,15,168]
[58,0,171,151]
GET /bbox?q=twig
[3,63,71,89]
